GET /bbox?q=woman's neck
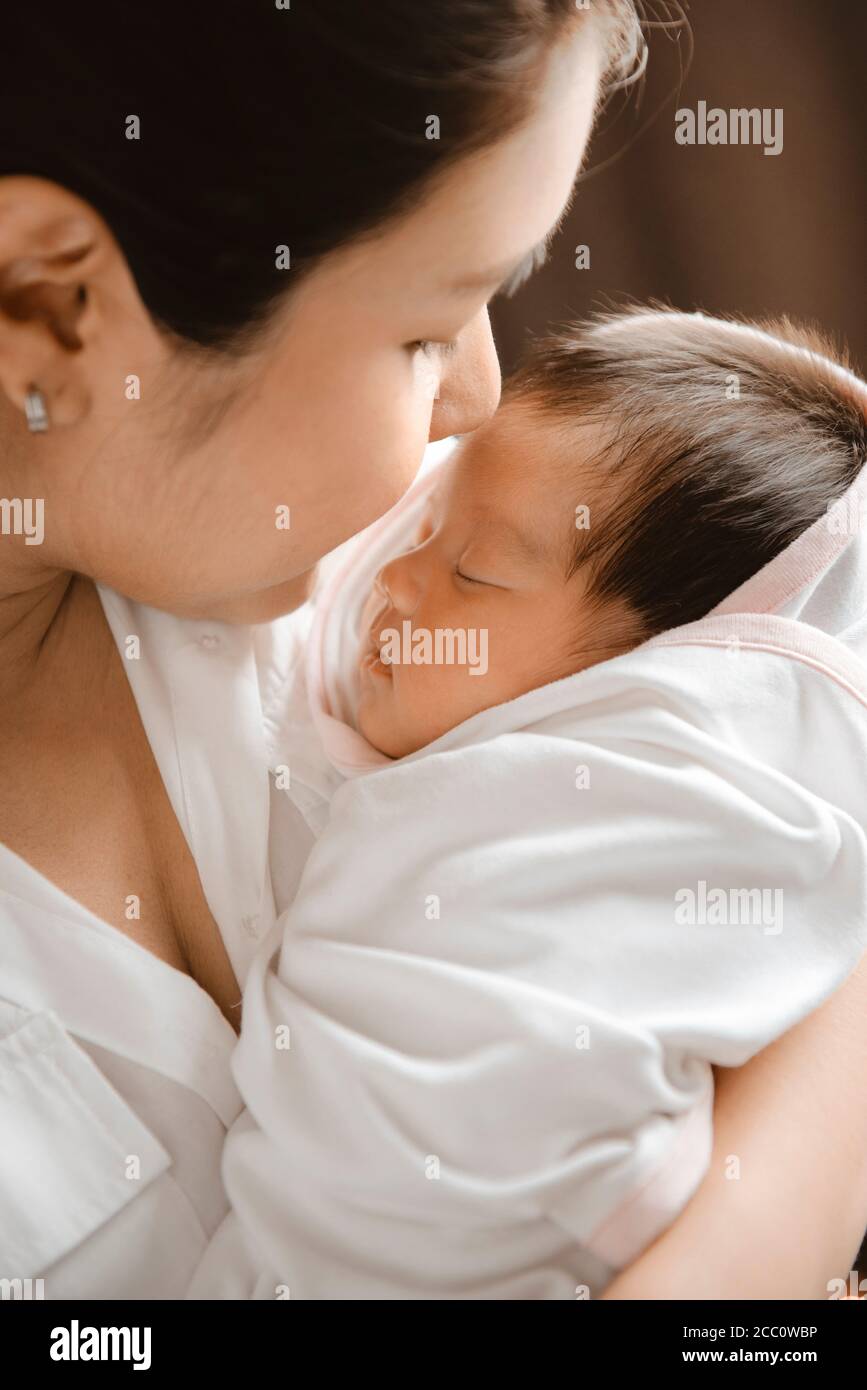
[0,565,113,707]
[0,395,78,691]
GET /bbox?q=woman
[0,2,864,1298]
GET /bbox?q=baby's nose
[377,553,421,615]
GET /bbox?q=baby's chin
[356,679,419,761]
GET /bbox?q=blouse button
[199,633,221,650]
[241,913,261,939]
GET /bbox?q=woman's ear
[0,176,120,427]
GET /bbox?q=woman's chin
[196,571,318,625]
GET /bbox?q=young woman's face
[2,27,604,622]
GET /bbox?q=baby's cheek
[426,662,496,735]
[400,665,448,742]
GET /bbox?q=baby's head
[358,307,866,758]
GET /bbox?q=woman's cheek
[406,357,441,454]
[411,343,444,406]
[271,340,430,526]
[343,364,437,532]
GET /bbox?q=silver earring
[25,388,50,433]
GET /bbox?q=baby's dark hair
[506,306,867,641]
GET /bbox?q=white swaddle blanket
[191,440,867,1301]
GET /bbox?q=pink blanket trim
[583,1088,714,1270]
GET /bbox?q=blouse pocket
[0,1002,172,1278]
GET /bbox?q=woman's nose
[429,307,501,442]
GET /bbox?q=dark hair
[0,1,639,351]
[507,307,867,639]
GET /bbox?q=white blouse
[0,583,314,1298]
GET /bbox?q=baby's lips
[356,599,396,668]
[366,604,395,652]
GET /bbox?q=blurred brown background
[491,0,866,375]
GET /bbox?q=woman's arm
[602,953,867,1300]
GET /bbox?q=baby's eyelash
[454,565,483,585]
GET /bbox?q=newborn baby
[199,308,867,1301]
[357,306,866,758]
